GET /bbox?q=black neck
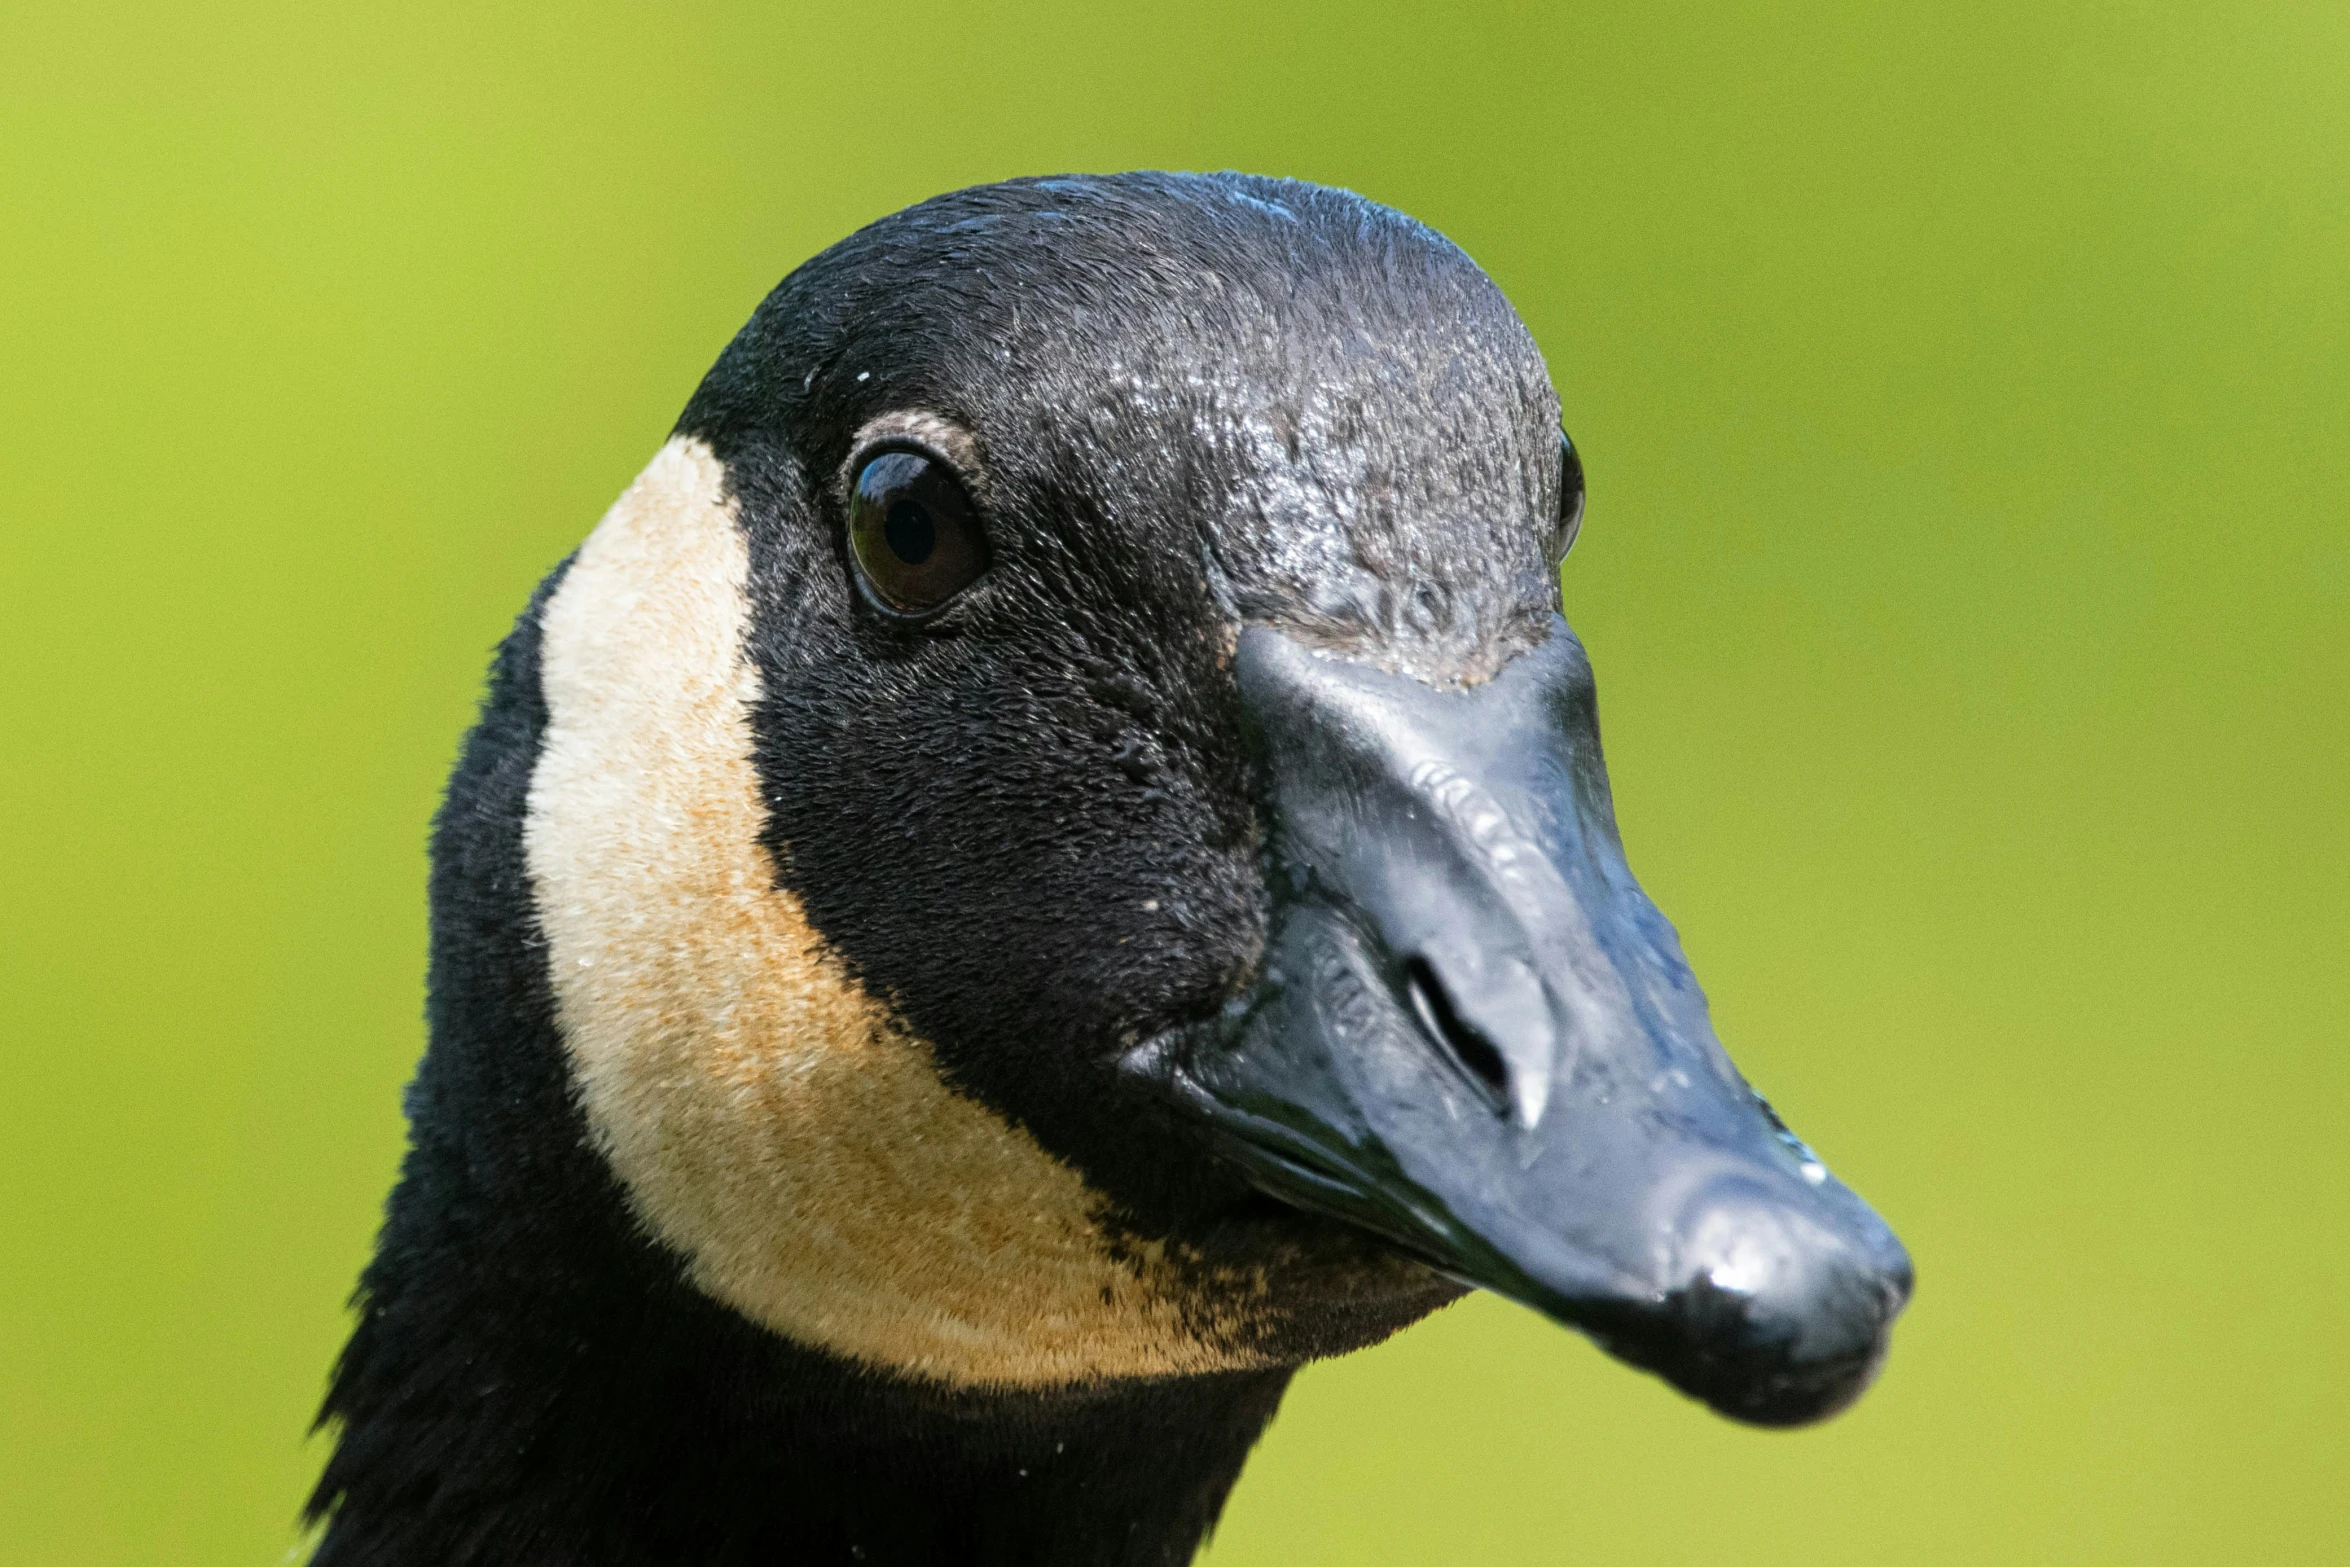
[308,576,1290,1565]
[311,1233,1289,1565]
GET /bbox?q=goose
[306,170,1911,1567]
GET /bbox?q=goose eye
[848,449,989,616]
[1553,428,1587,564]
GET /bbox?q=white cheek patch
[523,436,1254,1387]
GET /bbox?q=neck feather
[310,1218,1288,1566]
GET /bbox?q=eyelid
[837,410,992,513]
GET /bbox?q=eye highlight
[847,448,989,617]
[1554,428,1587,564]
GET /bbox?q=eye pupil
[884,499,935,565]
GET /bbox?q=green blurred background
[4,2,2344,1561]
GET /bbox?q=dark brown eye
[847,449,989,616]
[1554,428,1587,564]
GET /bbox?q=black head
[524,172,1907,1420]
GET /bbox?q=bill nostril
[1402,955,1511,1109]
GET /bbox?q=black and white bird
[307,171,1911,1566]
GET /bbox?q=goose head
[517,170,1910,1430]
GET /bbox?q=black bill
[1129,620,1912,1426]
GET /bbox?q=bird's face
[523,174,1908,1423]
